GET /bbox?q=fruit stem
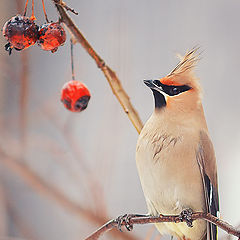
[70,39,75,81]
[41,0,49,23]
[30,0,36,20]
[23,0,29,16]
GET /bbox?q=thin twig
[41,0,49,23]
[30,0,36,20]
[85,213,240,240]
[70,39,75,81]
[51,2,143,134]
[23,0,29,16]
[53,0,78,15]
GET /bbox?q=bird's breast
[136,120,205,216]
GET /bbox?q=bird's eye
[170,87,180,95]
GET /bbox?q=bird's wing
[196,130,219,240]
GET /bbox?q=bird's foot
[115,214,148,232]
[179,208,193,228]
[115,214,134,232]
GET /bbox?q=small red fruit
[61,80,91,112]
[38,22,66,53]
[2,15,39,54]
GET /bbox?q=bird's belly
[136,135,206,239]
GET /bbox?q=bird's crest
[168,47,200,77]
[160,47,201,91]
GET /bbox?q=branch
[51,1,143,134]
[52,0,78,15]
[85,213,240,240]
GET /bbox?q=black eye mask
[153,80,192,96]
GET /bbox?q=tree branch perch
[85,213,240,240]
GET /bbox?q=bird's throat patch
[152,89,166,109]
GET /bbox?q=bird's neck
[152,101,208,132]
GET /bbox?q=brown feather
[168,47,201,77]
[198,131,218,191]
[197,130,219,240]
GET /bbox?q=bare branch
[85,213,240,240]
[52,0,78,15]
[51,1,143,134]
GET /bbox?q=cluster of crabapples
[3,15,66,54]
[2,11,91,112]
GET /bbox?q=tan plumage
[136,48,219,240]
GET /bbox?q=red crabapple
[2,15,39,54]
[61,80,91,112]
[38,22,66,53]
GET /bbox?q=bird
[136,48,219,240]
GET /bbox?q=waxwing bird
[136,48,219,240]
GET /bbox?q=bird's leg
[179,208,193,228]
[115,214,150,232]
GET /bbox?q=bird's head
[144,48,202,113]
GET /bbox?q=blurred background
[0,0,240,239]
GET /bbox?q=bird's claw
[179,208,193,228]
[115,214,134,232]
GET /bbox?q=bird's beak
[143,80,163,92]
[143,80,155,88]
